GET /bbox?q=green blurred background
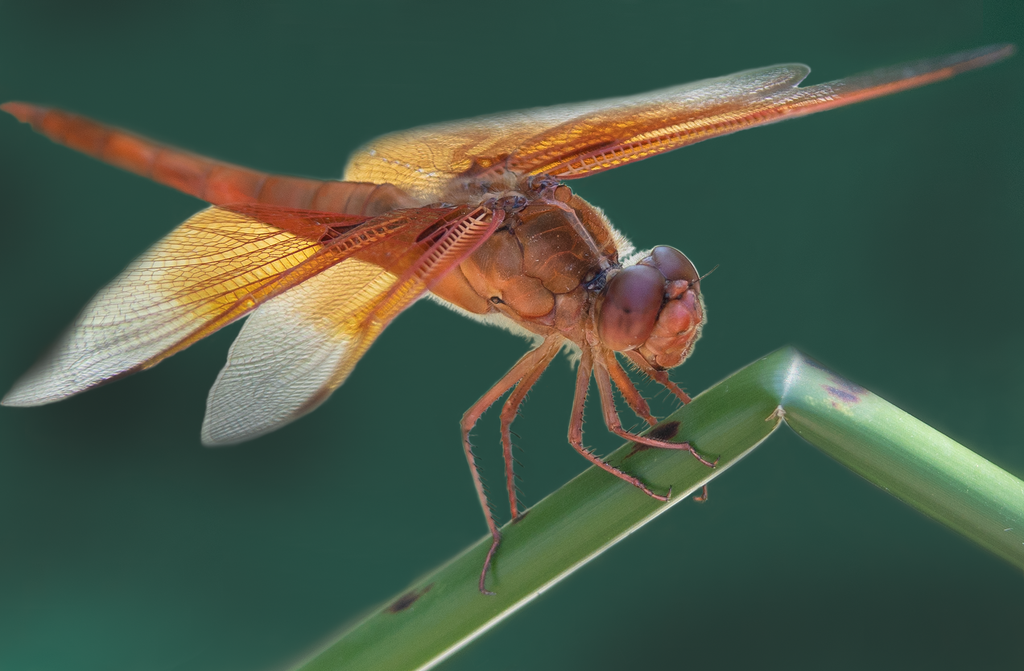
[1,1,1022,669]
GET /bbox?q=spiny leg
[460,338,560,594]
[601,355,714,503]
[498,339,561,520]
[604,351,658,427]
[630,351,713,501]
[567,348,669,502]
[599,351,716,467]
[624,349,692,404]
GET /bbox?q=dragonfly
[2,44,1012,593]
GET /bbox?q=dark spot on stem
[827,374,866,397]
[624,443,651,460]
[803,355,866,395]
[647,421,681,441]
[388,583,433,613]
[623,422,681,460]
[823,385,859,403]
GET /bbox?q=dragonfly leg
[604,351,658,426]
[460,337,560,594]
[618,351,714,497]
[567,348,670,502]
[497,339,561,520]
[624,349,692,404]
[597,351,717,468]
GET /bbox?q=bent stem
[293,347,1024,671]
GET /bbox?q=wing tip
[982,42,1015,57]
[1,383,60,407]
[963,42,1016,67]
[2,364,67,406]
[200,407,273,447]
[0,392,30,407]
[200,434,232,448]
[200,423,242,448]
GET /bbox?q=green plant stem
[776,353,1024,567]
[293,347,1024,671]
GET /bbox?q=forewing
[1,204,456,406]
[202,206,501,445]
[344,44,1012,198]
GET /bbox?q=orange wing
[0,102,504,441]
[1,203,492,415]
[344,44,1014,200]
[202,205,501,444]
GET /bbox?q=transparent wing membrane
[2,205,468,407]
[203,206,500,444]
[345,44,1013,199]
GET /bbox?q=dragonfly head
[595,246,704,369]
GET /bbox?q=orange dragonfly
[2,44,1012,593]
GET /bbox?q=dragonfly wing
[0,204,459,407]
[344,44,1013,198]
[202,257,397,445]
[203,207,502,445]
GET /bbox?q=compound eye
[598,265,664,352]
[650,246,699,285]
